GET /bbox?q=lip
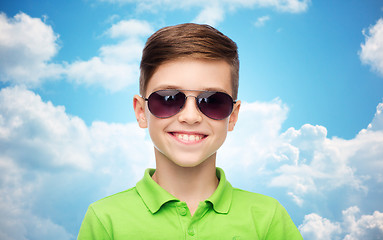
[168,131,208,145]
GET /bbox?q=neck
[152,150,219,215]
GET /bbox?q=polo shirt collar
[206,167,233,214]
[136,168,178,214]
[135,168,233,214]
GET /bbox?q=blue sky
[1,0,383,239]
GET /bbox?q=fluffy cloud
[0,12,63,87]
[1,86,382,239]
[220,98,289,170]
[299,212,341,239]
[360,18,383,76]
[65,19,153,92]
[98,0,310,26]
[0,12,153,92]
[0,191,74,240]
[193,4,225,27]
[299,206,383,240]
[220,98,383,211]
[106,19,153,38]
[0,7,306,90]
[0,86,92,170]
[343,206,383,239]
[0,86,153,239]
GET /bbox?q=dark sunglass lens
[148,90,185,118]
[197,92,233,120]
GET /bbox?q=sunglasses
[144,89,236,120]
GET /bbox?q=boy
[78,23,303,239]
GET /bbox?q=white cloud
[0,13,153,92]
[0,154,76,239]
[360,18,383,76]
[0,196,74,240]
[0,86,92,171]
[343,206,383,240]
[299,206,383,240]
[269,0,310,13]
[0,86,154,239]
[65,53,139,92]
[0,9,306,91]
[0,85,154,178]
[193,5,225,26]
[98,0,310,26]
[65,19,153,92]
[220,97,383,210]
[107,19,153,38]
[299,212,342,240]
[0,12,63,87]
[254,15,271,27]
[1,86,382,238]
[270,123,367,194]
[220,99,289,170]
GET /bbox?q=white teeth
[175,133,203,142]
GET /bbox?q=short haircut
[139,23,239,99]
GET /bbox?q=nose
[177,95,203,124]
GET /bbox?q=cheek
[146,115,170,146]
[213,120,230,142]
[220,118,230,132]
[147,121,164,152]
[147,116,162,136]
[146,108,160,130]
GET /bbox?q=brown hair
[139,23,239,99]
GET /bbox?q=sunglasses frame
[144,89,237,120]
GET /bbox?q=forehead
[146,59,232,96]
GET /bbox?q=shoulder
[78,187,142,239]
[230,187,285,219]
[90,187,140,212]
[232,187,279,207]
[230,188,303,239]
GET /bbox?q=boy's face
[134,59,240,168]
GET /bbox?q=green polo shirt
[78,168,303,239]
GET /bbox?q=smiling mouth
[170,132,207,143]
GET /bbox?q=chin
[170,153,216,168]
[172,159,205,168]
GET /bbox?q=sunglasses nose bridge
[177,95,203,123]
[183,95,200,109]
[185,94,197,100]
[185,95,202,109]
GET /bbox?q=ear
[228,100,240,131]
[133,95,148,128]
